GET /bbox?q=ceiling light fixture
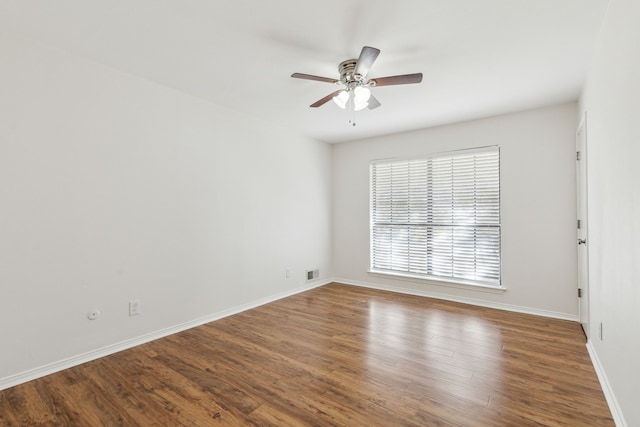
[332,85,371,111]
[332,90,349,109]
[353,86,371,111]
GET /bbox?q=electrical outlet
[285,267,291,278]
[129,300,141,316]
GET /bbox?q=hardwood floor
[0,283,613,426]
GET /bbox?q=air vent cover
[306,269,319,281]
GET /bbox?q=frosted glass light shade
[354,100,368,111]
[354,86,371,102]
[332,90,349,109]
[353,86,371,111]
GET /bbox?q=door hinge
[577,151,581,161]
[577,219,581,229]
[578,288,582,298]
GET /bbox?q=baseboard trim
[586,341,627,427]
[333,277,579,322]
[0,279,330,391]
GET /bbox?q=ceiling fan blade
[291,73,339,84]
[310,90,342,108]
[371,73,423,87]
[367,95,381,110]
[354,46,380,77]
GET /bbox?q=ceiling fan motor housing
[339,59,366,86]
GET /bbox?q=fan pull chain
[348,92,357,126]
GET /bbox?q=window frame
[369,146,501,288]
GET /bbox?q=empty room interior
[0,0,638,426]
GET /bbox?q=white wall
[580,0,640,425]
[0,37,332,384]
[332,104,579,318]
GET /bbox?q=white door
[576,115,589,338]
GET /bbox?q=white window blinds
[370,147,501,287]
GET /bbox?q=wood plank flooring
[0,283,614,426]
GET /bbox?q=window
[370,146,500,287]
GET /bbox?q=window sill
[367,270,507,294]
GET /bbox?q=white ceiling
[0,0,609,143]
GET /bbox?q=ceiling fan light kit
[333,90,350,109]
[291,46,423,124]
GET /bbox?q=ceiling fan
[291,46,423,112]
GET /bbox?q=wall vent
[306,269,319,282]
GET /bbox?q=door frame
[576,112,590,339]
